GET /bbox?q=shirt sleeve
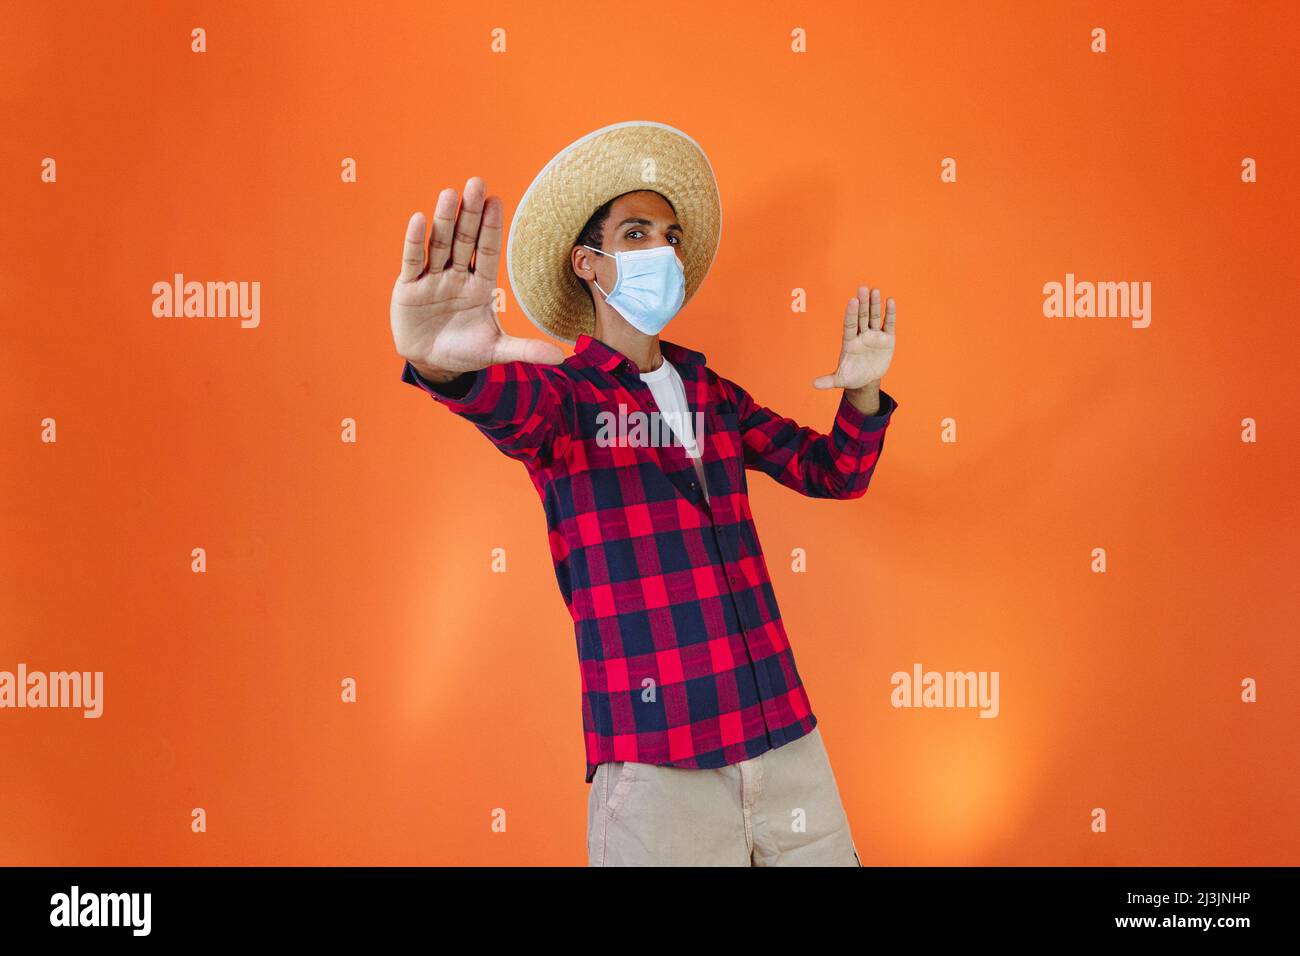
[720,376,899,499]
[400,358,573,467]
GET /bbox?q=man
[391,121,900,866]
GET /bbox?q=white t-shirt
[639,356,709,502]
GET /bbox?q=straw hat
[506,120,722,344]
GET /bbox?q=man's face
[575,190,683,298]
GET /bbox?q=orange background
[2,0,1297,866]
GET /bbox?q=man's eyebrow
[615,217,683,232]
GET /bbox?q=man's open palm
[391,176,566,376]
[812,285,897,391]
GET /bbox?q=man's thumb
[493,334,567,366]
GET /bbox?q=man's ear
[571,245,596,282]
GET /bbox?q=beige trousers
[587,725,863,866]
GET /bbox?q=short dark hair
[571,189,677,307]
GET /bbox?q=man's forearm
[844,380,881,416]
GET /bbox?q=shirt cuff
[401,359,493,412]
[834,386,898,437]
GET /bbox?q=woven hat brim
[506,120,722,344]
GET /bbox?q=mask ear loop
[582,244,617,299]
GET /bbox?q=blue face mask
[583,243,686,336]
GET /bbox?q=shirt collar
[572,333,706,379]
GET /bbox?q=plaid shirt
[401,332,899,783]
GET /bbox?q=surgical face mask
[583,243,686,336]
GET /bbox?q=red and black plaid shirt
[402,332,899,783]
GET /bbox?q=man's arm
[390,175,573,467]
[402,358,572,467]
[725,281,901,497]
[721,375,898,500]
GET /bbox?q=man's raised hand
[390,177,566,379]
[812,285,897,391]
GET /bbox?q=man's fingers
[473,195,505,283]
[812,373,839,389]
[450,177,486,272]
[398,212,427,283]
[869,287,883,329]
[857,284,870,336]
[884,296,896,335]
[842,296,858,342]
[428,188,457,273]
[492,334,567,367]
